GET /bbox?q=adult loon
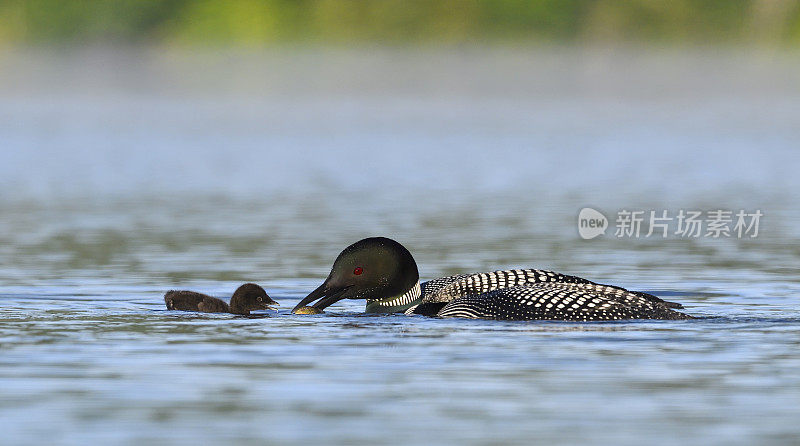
[165,283,278,315]
[291,237,692,321]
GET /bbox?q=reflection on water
[0,48,799,445]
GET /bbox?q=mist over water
[1,48,799,445]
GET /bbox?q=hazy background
[1,0,800,46]
[2,0,800,206]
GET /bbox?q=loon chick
[164,283,278,315]
[291,237,693,321]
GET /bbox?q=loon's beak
[291,281,351,313]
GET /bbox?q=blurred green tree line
[1,0,798,45]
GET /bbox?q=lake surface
[1,47,799,445]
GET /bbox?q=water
[1,47,799,445]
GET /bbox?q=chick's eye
[257,297,262,302]
[353,267,363,276]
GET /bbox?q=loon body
[165,283,278,315]
[291,237,692,321]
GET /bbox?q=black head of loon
[291,237,419,314]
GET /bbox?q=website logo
[578,208,608,239]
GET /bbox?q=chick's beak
[263,295,279,309]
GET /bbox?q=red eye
[353,267,363,275]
